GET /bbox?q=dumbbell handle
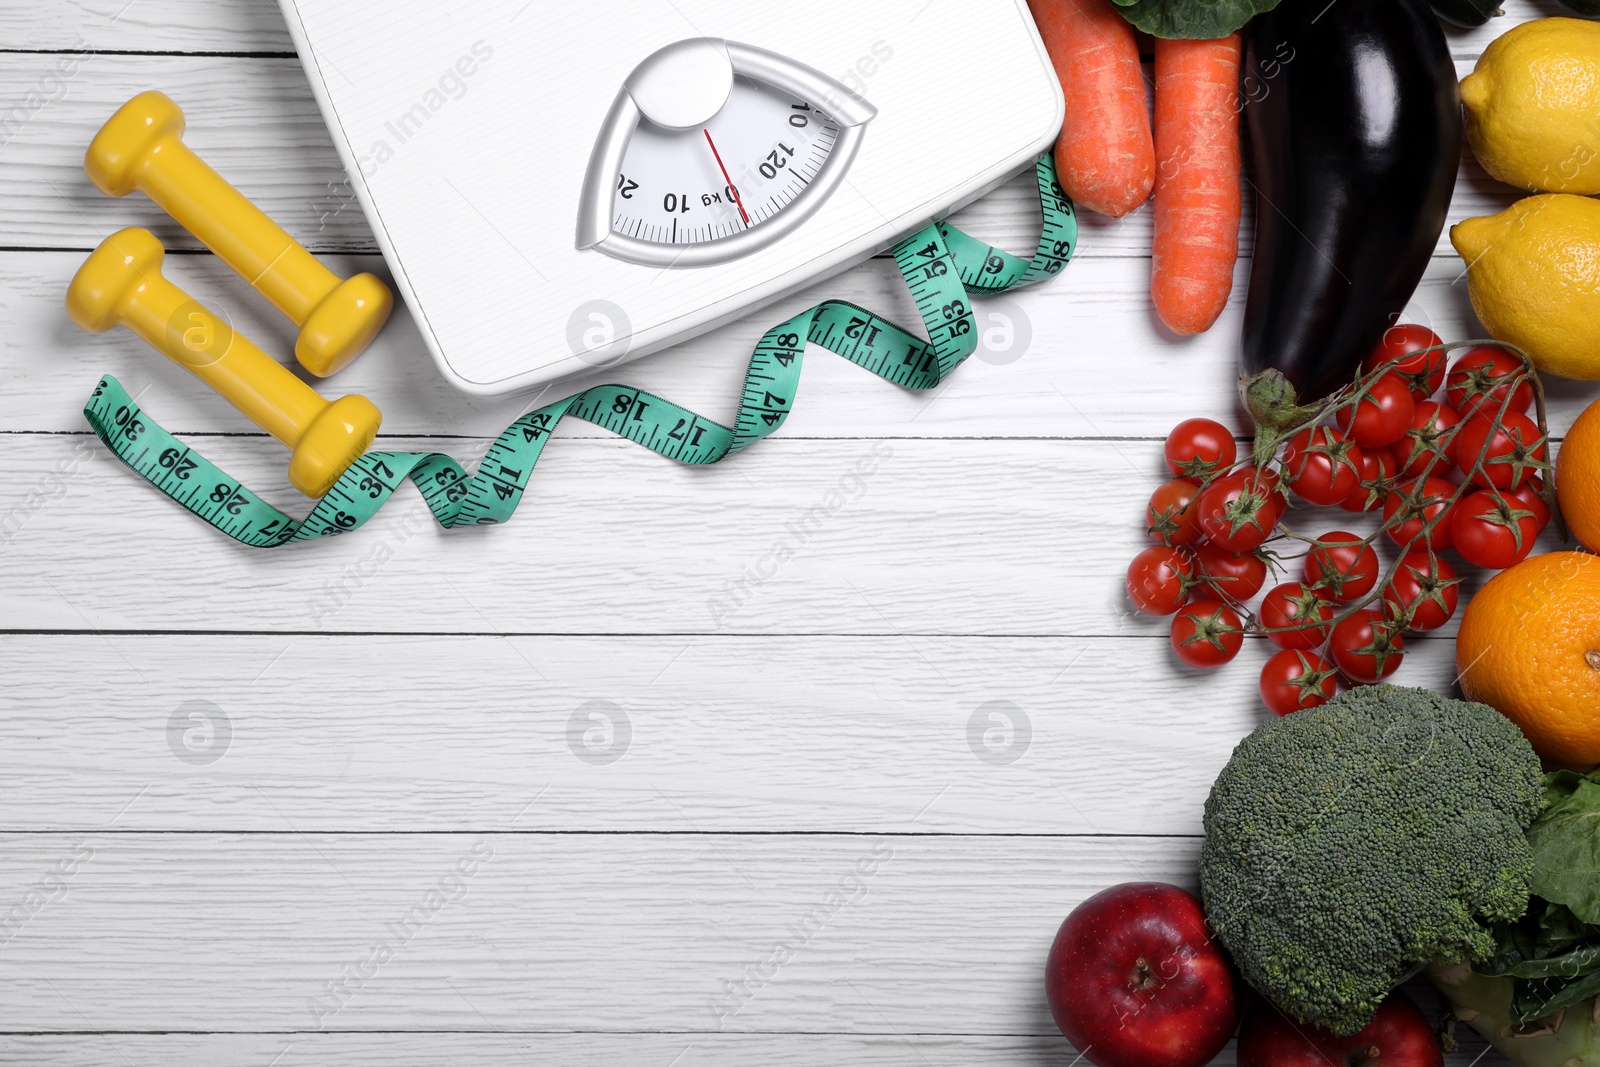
[67,229,382,498]
[110,261,324,448]
[129,136,338,326]
[87,92,393,378]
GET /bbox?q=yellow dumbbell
[66,228,382,498]
[84,90,392,378]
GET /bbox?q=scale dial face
[576,38,876,268]
[612,79,841,248]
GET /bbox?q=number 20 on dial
[576,37,876,268]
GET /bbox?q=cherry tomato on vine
[1381,552,1460,632]
[1259,649,1339,715]
[1505,477,1552,535]
[1339,446,1398,513]
[1302,532,1380,602]
[1393,400,1462,480]
[1193,543,1269,603]
[1163,418,1237,480]
[1196,468,1286,552]
[1259,581,1336,651]
[1453,411,1549,490]
[1363,323,1446,398]
[1127,546,1194,616]
[1145,478,1204,547]
[1282,427,1364,507]
[1335,373,1415,449]
[1169,600,1244,669]
[1328,609,1405,685]
[1383,476,1458,553]
[1451,489,1542,570]
[1444,346,1534,419]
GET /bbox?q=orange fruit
[1457,552,1600,766]
[1558,397,1600,552]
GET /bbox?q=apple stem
[1349,1044,1381,1067]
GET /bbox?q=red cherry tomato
[1339,445,1398,513]
[1328,609,1405,684]
[1335,373,1415,449]
[1196,468,1287,552]
[1302,532,1380,602]
[1282,427,1364,507]
[1445,345,1534,419]
[1145,478,1204,547]
[1363,324,1446,398]
[1393,400,1462,480]
[1164,418,1237,480]
[1126,547,1194,616]
[1259,649,1339,715]
[1383,476,1458,553]
[1453,411,1549,490]
[1259,581,1336,651]
[1505,477,1552,535]
[1381,552,1460,632]
[1170,600,1244,669]
[1452,489,1542,570]
[1194,543,1269,603]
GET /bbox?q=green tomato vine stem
[1203,341,1564,642]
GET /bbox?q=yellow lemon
[1451,194,1600,380]
[1462,18,1600,194]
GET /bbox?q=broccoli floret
[1201,684,1544,1036]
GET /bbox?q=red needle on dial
[703,128,750,226]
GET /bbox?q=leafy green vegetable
[1513,968,1600,1024]
[1431,960,1600,1067]
[1482,904,1600,980]
[1473,771,1600,1024]
[1109,0,1280,39]
[1528,770,1600,924]
[1502,944,1600,981]
[1532,902,1598,958]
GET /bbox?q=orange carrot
[1027,0,1155,219]
[1151,34,1243,336]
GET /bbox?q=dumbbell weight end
[289,393,383,498]
[85,91,393,378]
[299,272,393,378]
[66,228,381,498]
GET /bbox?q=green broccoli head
[1201,685,1544,1036]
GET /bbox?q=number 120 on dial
[576,38,876,268]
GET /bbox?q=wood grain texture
[0,0,296,52]
[0,833,1197,1033]
[0,4,1573,1065]
[10,252,1600,439]
[0,0,1556,52]
[0,1030,1502,1067]
[0,830,1507,1060]
[2,0,1561,54]
[0,434,1560,635]
[0,52,1526,256]
[0,634,1471,834]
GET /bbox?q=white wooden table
[0,3,1578,1063]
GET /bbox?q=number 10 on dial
[576,38,876,268]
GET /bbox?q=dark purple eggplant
[1240,0,1459,403]
[1429,0,1501,28]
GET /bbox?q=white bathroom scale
[277,0,1063,395]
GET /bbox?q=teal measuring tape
[83,156,1075,547]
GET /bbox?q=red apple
[1045,882,1241,1067]
[1238,989,1443,1067]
